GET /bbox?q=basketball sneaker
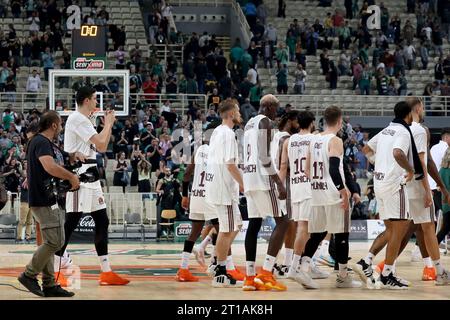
[336,274,362,288]
[228,268,245,281]
[193,246,206,268]
[207,262,218,277]
[61,252,73,269]
[310,264,330,279]
[436,270,450,286]
[379,273,409,290]
[242,276,269,291]
[175,268,199,282]
[273,264,289,278]
[410,246,421,262]
[99,271,130,285]
[212,271,240,288]
[354,259,374,283]
[422,266,437,281]
[286,266,298,280]
[294,270,319,289]
[317,254,335,267]
[54,272,69,288]
[255,270,287,291]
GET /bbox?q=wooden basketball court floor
[1,240,450,300]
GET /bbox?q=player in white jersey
[205,99,244,288]
[355,98,450,287]
[294,106,361,289]
[271,111,302,278]
[279,110,328,282]
[359,101,422,289]
[54,86,129,286]
[176,123,219,282]
[241,95,292,291]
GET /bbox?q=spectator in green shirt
[276,63,288,94]
[436,148,450,246]
[249,81,263,109]
[230,38,244,63]
[286,31,297,62]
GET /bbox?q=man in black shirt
[18,111,79,298]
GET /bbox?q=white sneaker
[207,263,217,277]
[193,246,206,267]
[436,270,450,286]
[61,252,73,269]
[410,245,421,262]
[272,264,289,278]
[286,266,298,280]
[310,264,330,279]
[294,270,320,289]
[336,274,362,288]
[212,273,240,288]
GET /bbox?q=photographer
[18,111,79,298]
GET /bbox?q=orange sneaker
[175,268,199,282]
[228,268,245,281]
[243,275,269,291]
[375,260,385,275]
[99,271,130,286]
[255,270,287,291]
[422,266,437,281]
[54,272,68,287]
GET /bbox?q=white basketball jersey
[205,125,240,205]
[406,122,427,199]
[367,123,411,197]
[189,144,216,213]
[271,130,290,173]
[243,115,271,192]
[288,133,313,203]
[310,134,344,206]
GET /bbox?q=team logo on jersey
[98,197,104,205]
[73,57,105,70]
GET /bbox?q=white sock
[382,264,393,277]
[320,240,330,256]
[218,260,226,267]
[210,246,216,263]
[199,235,212,251]
[262,255,277,272]
[283,248,294,267]
[312,246,321,261]
[292,254,301,272]
[338,263,348,278]
[423,257,433,268]
[392,260,397,274]
[364,252,375,265]
[434,260,445,275]
[300,256,312,272]
[54,255,61,271]
[99,255,112,272]
[246,261,256,276]
[180,251,190,269]
[226,255,235,270]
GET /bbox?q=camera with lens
[43,161,100,209]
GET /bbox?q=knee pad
[92,209,109,229]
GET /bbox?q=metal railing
[150,43,184,66]
[104,192,158,226]
[172,0,231,6]
[273,94,450,117]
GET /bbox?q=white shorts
[291,199,311,222]
[409,198,435,224]
[308,203,350,234]
[215,201,243,233]
[377,185,410,220]
[245,190,284,219]
[189,209,218,222]
[66,182,106,213]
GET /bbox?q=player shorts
[409,198,435,224]
[308,203,350,234]
[245,190,284,219]
[377,185,410,220]
[291,199,311,222]
[189,209,218,222]
[66,181,106,213]
[215,201,243,233]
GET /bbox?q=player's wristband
[182,181,189,197]
[329,157,345,191]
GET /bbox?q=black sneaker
[379,272,409,290]
[18,273,44,297]
[354,259,374,283]
[273,264,289,278]
[43,285,75,297]
[212,269,238,288]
